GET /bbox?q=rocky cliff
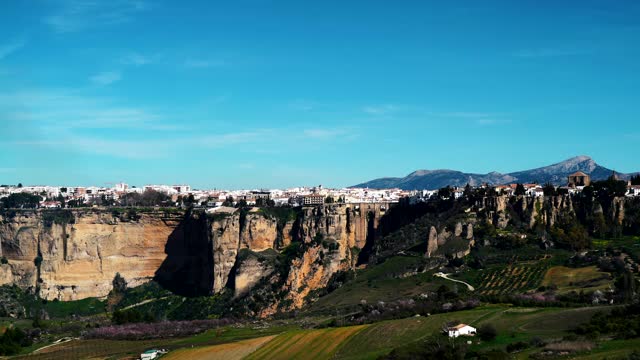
[0,204,389,310]
[0,209,179,301]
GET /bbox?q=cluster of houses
[408,172,640,204]
[2,171,639,210]
[0,183,408,209]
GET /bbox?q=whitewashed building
[447,324,477,338]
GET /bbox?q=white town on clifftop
[1,172,639,210]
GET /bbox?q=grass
[571,338,640,359]
[335,305,608,360]
[44,298,106,318]
[15,323,296,360]
[14,305,608,360]
[542,266,613,294]
[246,325,366,360]
[308,255,455,313]
[163,335,277,360]
[335,305,508,360]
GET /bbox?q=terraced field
[474,262,548,295]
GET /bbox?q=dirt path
[32,337,77,353]
[434,272,475,291]
[162,335,276,360]
[121,296,171,310]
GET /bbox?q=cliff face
[0,210,178,301]
[0,204,388,311]
[477,195,626,230]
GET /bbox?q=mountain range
[353,156,637,190]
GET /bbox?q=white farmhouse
[447,324,477,338]
[140,349,159,360]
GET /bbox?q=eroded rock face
[426,226,438,258]
[0,210,179,301]
[240,214,278,251]
[210,213,241,293]
[233,253,274,298]
[0,203,390,313]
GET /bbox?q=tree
[222,196,234,207]
[438,186,453,199]
[515,184,526,196]
[56,194,65,208]
[632,175,640,186]
[463,183,473,199]
[478,324,497,341]
[543,182,557,196]
[1,193,42,209]
[17,183,22,188]
[140,189,170,207]
[112,273,127,294]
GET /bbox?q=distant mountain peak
[353,156,635,190]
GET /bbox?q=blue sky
[1,0,639,189]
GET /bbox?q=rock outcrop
[233,251,275,298]
[210,213,242,293]
[426,226,438,258]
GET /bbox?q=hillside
[353,155,635,190]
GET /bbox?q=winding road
[434,272,475,291]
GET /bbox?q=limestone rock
[465,223,473,240]
[454,222,463,237]
[240,214,277,251]
[426,226,438,258]
[210,213,241,293]
[234,253,274,298]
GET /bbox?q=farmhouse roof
[450,324,468,330]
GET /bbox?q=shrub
[506,341,529,353]
[84,318,234,340]
[478,324,497,341]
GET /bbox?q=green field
[13,305,632,359]
[542,266,613,294]
[308,255,455,313]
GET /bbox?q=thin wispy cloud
[434,111,510,126]
[0,89,163,130]
[303,128,345,139]
[0,38,26,60]
[184,59,226,68]
[90,71,122,86]
[512,48,589,58]
[363,104,397,115]
[44,0,150,33]
[121,53,157,66]
[442,112,492,118]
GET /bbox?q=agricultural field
[246,326,366,360]
[11,305,620,359]
[308,255,455,313]
[164,335,276,360]
[14,324,293,360]
[542,266,613,294]
[462,259,549,295]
